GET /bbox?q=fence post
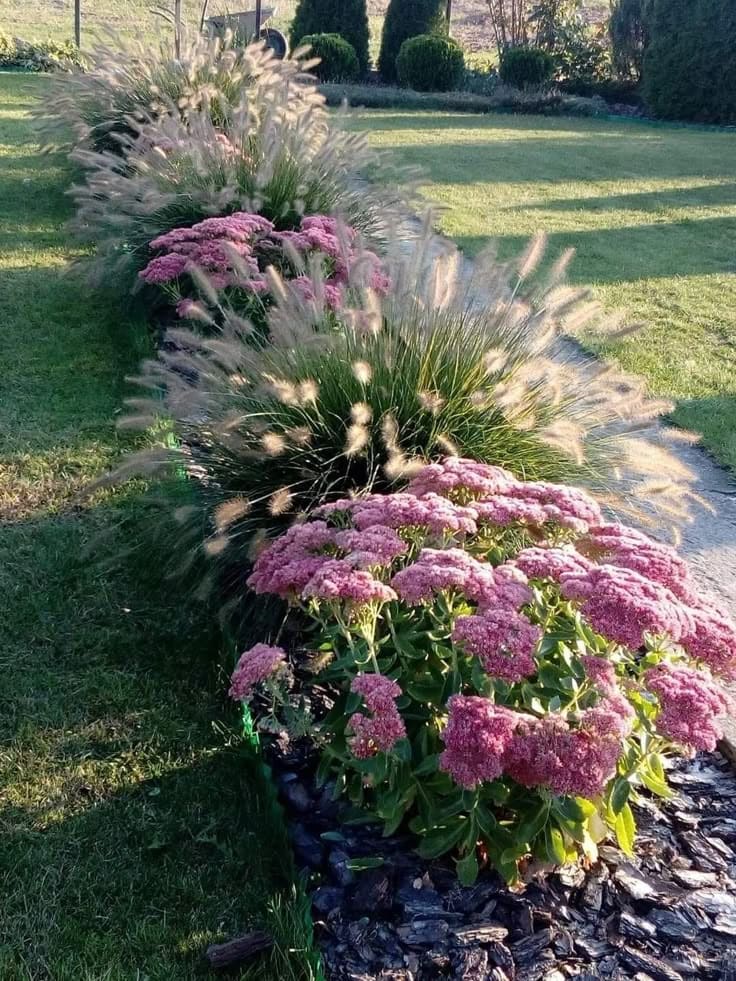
[174,0,182,57]
[74,0,81,46]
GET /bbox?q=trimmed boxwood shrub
[397,34,465,92]
[378,0,447,84]
[300,33,360,81]
[643,0,736,123]
[290,0,370,72]
[499,46,556,89]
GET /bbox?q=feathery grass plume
[33,29,256,154]
[68,41,413,291]
[107,224,699,602]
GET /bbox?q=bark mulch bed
[268,740,736,981]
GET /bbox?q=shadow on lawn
[0,741,294,977]
[454,214,736,283]
[525,181,736,215]
[373,134,736,185]
[0,498,301,979]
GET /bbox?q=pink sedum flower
[301,559,397,605]
[407,457,517,501]
[514,545,593,581]
[247,521,336,598]
[453,610,542,683]
[391,549,531,609]
[560,565,696,651]
[474,480,602,534]
[581,523,698,603]
[334,525,408,568]
[229,643,286,700]
[350,492,479,537]
[504,713,624,800]
[680,599,736,677]
[645,663,731,752]
[439,695,519,789]
[348,673,406,758]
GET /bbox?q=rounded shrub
[396,34,465,92]
[643,0,736,123]
[299,33,360,82]
[499,46,555,89]
[378,0,447,84]
[290,0,370,72]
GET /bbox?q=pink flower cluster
[452,610,542,683]
[441,659,635,796]
[348,673,407,758]
[560,565,697,652]
[514,545,593,581]
[140,212,273,289]
[334,526,407,568]
[247,520,399,605]
[229,643,286,700]
[439,695,518,788]
[276,216,390,298]
[317,492,479,537]
[391,547,531,609]
[407,457,603,534]
[581,524,698,603]
[301,559,397,604]
[407,458,516,501]
[140,212,390,314]
[645,663,731,752]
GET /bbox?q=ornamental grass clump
[69,42,407,290]
[231,457,735,882]
[33,30,256,153]
[112,227,701,592]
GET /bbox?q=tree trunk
[74,0,81,46]
[255,0,263,39]
[174,0,182,57]
[199,0,210,32]
[204,932,273,971]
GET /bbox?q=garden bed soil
[267,738,736,981]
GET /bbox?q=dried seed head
[352,360,372,384]
[261,432,286,456]
[214,497,251,532]
[350,402,372,425]
[268,487,293,515]
[344,424,370,456]
[418,390,445,415]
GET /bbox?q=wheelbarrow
[206,7,289,58]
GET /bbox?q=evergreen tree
[378,0,447,83]
[290,0,370,72]
[644,0,736,122]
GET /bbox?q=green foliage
[0,31,82,71]
[499,46,556,88]
[290,0,370,71]
[643,0,736,123]
[397,34,465,92]
[552,20,610,85]
[300,33,360,82]
[378,0,447,84]
[609,0,651,81]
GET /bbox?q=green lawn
[354,111,736,471]
[0,73,314,981]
